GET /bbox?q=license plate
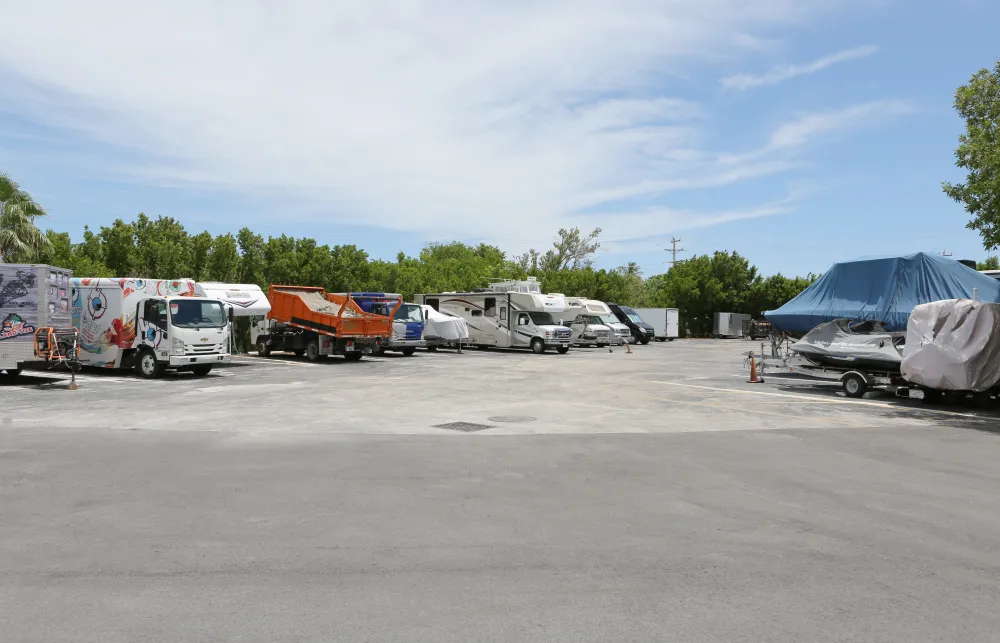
[345,341,355,352]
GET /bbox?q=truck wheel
[192,365,213,377]
[531,338,545,354]
[305,341,320,362]
[557,346,569,354]
[256,339,270,357]
[639,336,651,345]
[137,349,165,379]
[372,346,386,356]
[344,352,364,362]
[402,347,416,357]
[427,346,438,352]
[842,373,867,398]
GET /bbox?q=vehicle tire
[921,389,942,405]
[530,338,545,354]
[305,341,320,362]
[427,346,438,352]
[597,343,608,349]
[344,352,364,361]
[256,339,270,357]
[668,338,675,342]
[639,336,651,345]
[1,367,23,377]
[192,365,213,377]
[402,347,416,357]
[137,349,165,379]
[972,391,996,410]
[842,373,867,398]
[557,346,569,354]
[372,346,386,356]
[294,349,305,358]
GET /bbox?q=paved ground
[3,341,1000,641]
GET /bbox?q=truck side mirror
[228,307,234,322]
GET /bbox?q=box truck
[0,264,73,377]
[72,278,232,378]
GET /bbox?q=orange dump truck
[253,285,399,361]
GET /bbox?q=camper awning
[194,283,271,316]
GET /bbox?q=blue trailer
[350,293,425,356]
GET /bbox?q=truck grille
[187,343,221,354]
[555,329,572,339]
[594,329,610,338]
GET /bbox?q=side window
[518,314,529,326]
[145,300,167,329]
[471,310,483,317]
[500,307,507,321]
[484,297,496,317]
[426,298,439,311]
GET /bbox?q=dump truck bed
[267,286,393,338]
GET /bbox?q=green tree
[978,256,1000,270]
[189,231,214,281]
[134,214,193,278]
[943,60,1000,249]
[207,233,240,282]
[0,172,51,262]
[236,227,265,287]
[519,227,602,272]
[98,219,137,276]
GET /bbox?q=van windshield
[170,299,227,329]
[528,312,555,325]
[621,307,645,324]
[394,303,423,323]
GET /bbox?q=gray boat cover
[420,305,469,341]
[901,299,1000,392]
[791,319,904,369]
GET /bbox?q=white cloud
[721,45,879,91]
[0,1,891,246]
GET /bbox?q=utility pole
[665,237,686,267]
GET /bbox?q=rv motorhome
[563,297,621,346]
[414,278,572,353]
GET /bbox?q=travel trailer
[633,307,679,341]
[72,278,231,378]
[414,278,572,353]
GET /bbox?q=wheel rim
[846,379,859,394]
[141,354,155,375]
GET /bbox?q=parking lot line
[651,380,982,418]
[234,356,318,367]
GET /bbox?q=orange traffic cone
[747,354,762,383]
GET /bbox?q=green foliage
[978,256,1000,270]
[26,214,813,338]
[0,172,51,262]
[943,60,1000,249]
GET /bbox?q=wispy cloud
[721,45,879,91]
[0,2,892,245]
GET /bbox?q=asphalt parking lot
[3,341,1000,642]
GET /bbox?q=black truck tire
[305,341,320,362]
[256,338,270,356]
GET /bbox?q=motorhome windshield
[170,299,227,329]
[395,303,423,323]
[600,314,621,326]
[528,312,555,325]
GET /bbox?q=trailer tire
[556,346,569,354]
[191,365,213,377]
[305,341,320,362]
[530,338,545,354]
[1,367,23,377]
[972,391,996,410]
[256,339,270,357]
[921,389,942,405]
[402,347,416,357]
[137,349,165,379]
[344,352,364,362]
[842,373,867,398]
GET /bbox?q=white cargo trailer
[0,264,74,376]
[632,308,679,341]
[713,312,751,338]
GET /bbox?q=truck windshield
[394,303,423,323]
[528,312,555,325]
[170,299,227,329]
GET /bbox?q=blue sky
[1,0,997,279]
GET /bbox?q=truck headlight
[171,337,185,356]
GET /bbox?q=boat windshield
[170,299,228,329]
[528,312,555,325]
[394,303,423,323]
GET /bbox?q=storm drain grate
[434,421,494,433]
[487,415,537,423]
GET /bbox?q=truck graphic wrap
[0,267,38,340]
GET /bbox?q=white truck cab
[567,314,614,347]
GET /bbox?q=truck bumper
[386,338,425,350]
[170,353,231,367]
[545,339,572,348]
